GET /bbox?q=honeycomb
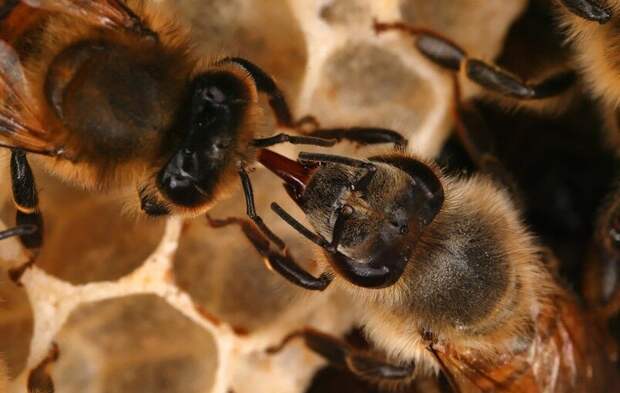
[0,1,525,392]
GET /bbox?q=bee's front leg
[206,167,332,291]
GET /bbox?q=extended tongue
[257,149,317,203]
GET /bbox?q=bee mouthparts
[257,149,317,202]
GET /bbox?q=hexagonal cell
[0,162,166,285]
[54,295,217,393]
[175,0,307,100]
[34,194,165,284]
[0,270,34,379]
[311,42,433,129]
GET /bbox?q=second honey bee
[211,147,618,392]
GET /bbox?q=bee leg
[587,189,620,318]
[209,168,333,290]
[374,21,575,99]
[0,224,38,241]
[10,151,43,251]
[252,133,337,148]
[27,343,59,393]
[238,166,286,250]
[206,214,332,291]
[558,0,612,23]
[267,328,415,383]
[221,57,408,148]
[253,118,407,148]
[271,201,407,288]
[292,115,408,148]
[6,151,43,283]
[219,57,294,127]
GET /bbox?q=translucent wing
[434,348,532,393]
[433,297,617,393]
[23,0,155,37]
[0,41,62,156]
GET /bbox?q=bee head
[155,70,252,211]
[259,150,444,288]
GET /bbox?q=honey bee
[0,0,404,259]
[208,147,618,392]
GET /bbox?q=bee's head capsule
[261,150,445,288]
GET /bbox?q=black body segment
[220,56,294,127]
[304,126,407,148]
[0,224,37,241]
[157,70,251,207]
[374,20,575,100]
[416,33,465,71]
[11,150,43,250]
[238,167,286,250]
[466,60,577,99]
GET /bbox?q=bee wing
[434,298,615,393]
[433,348,535,393]
[0,41,61,156]
[22,0,154,37]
